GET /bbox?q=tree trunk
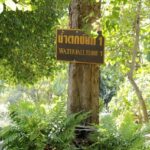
[67,0,101,125]
[128,76,149,122]
[128,0,149,123]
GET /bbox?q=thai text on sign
[56,29,104,64]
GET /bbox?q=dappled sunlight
[0,0,150,149]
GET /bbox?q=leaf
[112,9,119,18]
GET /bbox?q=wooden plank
[56,29,104,64]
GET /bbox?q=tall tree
[128,0,149,122]
[67,0,101,124]
[101,0,149,122]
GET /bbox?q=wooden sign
[56,29,104,64]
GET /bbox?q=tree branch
[128,0,149,123]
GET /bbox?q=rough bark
[67,0,101,125]
[128,0,149,123]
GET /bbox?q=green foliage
[117,111,140,140]
[109,66,150,116]
[0,99,87,150]
[100,65,124,107]
[89,113,146,150]
[101,0,150,76]
[0,0,150,149]
[1,100,49,149]
[0,0,69,83]
[140,123,150,149]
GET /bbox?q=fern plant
[0,99,87,150]
[88,112,146,150]
[141,122,150,149]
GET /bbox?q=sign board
[56,29,104,64]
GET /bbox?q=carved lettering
[74,36,79,44]
[80,36,85,44]
[58,35,63,43]
[64,35,68,44]
[84,36,90,45]
[68,36,74,44]
[90,38,96,45]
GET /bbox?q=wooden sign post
[57,29,104,64]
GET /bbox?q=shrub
[89,112,146,150]
[0,99,87,150]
